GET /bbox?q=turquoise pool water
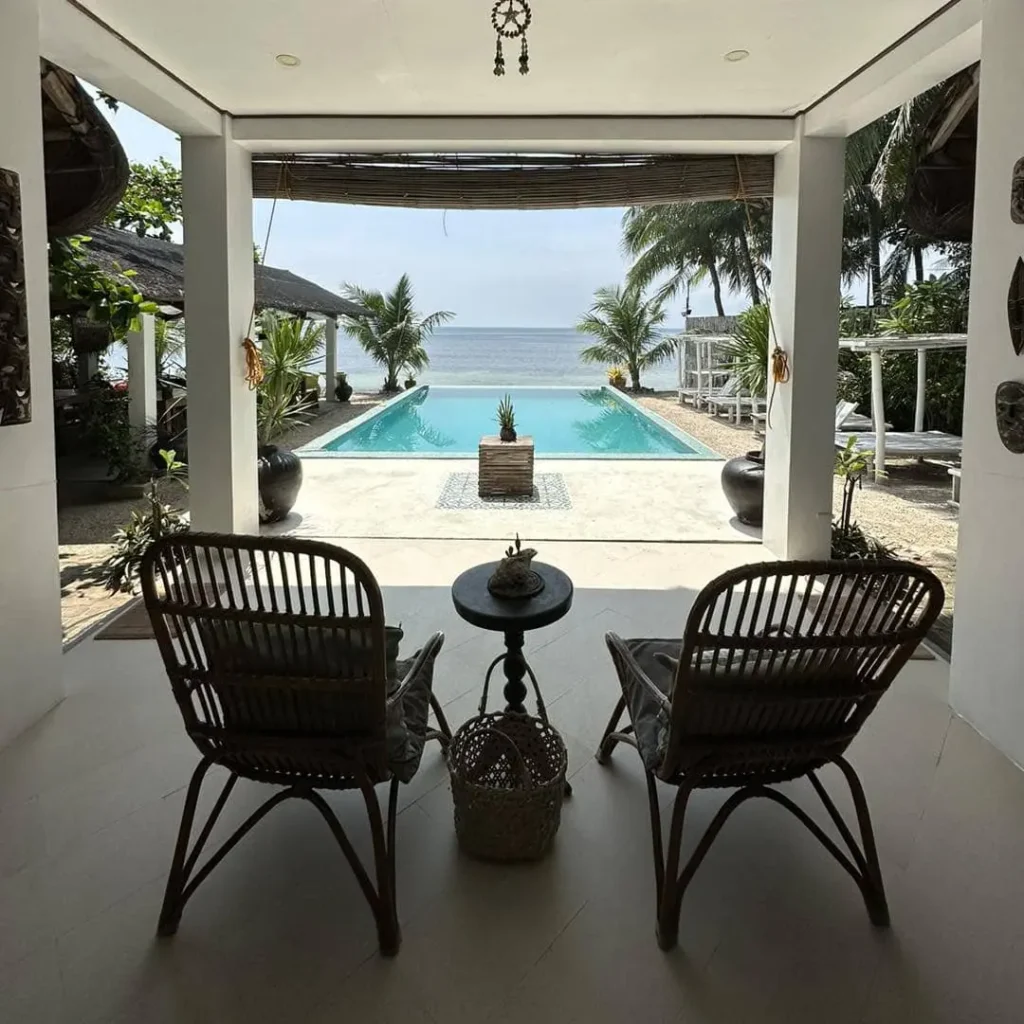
[305,386,715,459]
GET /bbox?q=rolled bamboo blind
[251,153,774,209]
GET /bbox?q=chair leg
[428,693,452,750]
[358,778,401,956]
[830,757,890,927]
[158,757,214,937]
[596,696,628,764]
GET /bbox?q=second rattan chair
[598,559,944,950]
[141,533,452,956]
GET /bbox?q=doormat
[94,585,225,640]
[437,473,571,511]
[94,598,165,640]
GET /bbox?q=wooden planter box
[478,435,535,497]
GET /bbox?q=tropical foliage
[620,76,969,317]
[622,201,770,314]
[340,274,454,393]
[105,157,182,240]
[576,285,675,392]
[723,303,771,399]
[104,450,189,594]
[49,235,158,341]
[256,310,324,444]
[832,437,894,560]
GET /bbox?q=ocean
[107,325,683,391]
[323,325,681,392]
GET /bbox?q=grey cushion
[621,638,680,771]
[387,644,441,783]
[200,620,437,781]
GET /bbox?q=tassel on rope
[243,337,264,390]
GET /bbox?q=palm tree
[340,274,454,393]
[575,284,675,391]
[622,201,768,314]
[622,205,727,315]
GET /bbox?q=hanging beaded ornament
[491,0,531,76]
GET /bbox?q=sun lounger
[833,431,964,461]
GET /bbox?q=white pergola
[2,0,1022,771]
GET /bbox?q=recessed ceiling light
[275,53,301,68]
[724,49,750,63]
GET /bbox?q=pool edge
[297,384,723,461]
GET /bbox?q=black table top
[451,561,574,633]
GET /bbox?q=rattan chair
[598,559,944,950]
[140,533,452,956]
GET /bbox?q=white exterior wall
[950,0,1024,767]
[0,0,64,744]
[324,318,338,402]
[763,121,846,559]
[181,124,258,534]
[126,312,157,431]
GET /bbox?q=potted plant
[498,393,517,441]
[334,371,353,403]
[832,436,894,559]
[256,389,309,523]
[478,394,534,498]
[720,304,770,526]
[255,310,322,523]
[103,449,189,593]
[404,374,417,390]
[607,366,627,390]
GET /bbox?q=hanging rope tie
[243,338,265,389]
[735,156,788,429]
[241,160,290,389]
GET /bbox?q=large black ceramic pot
[258,445,303,523]
[721,449,765,526]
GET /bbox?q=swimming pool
[300,386,717,460]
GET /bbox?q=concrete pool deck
[265,458,759,544]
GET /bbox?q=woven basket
[449,675,567,862]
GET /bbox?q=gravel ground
[57,394,383,643]
[641,391,958,647]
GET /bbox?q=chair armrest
[605,632,671,712]
[387,631,445,708]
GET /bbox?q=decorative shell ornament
[491,0,531,77]
[487,533,544,598]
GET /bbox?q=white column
[126,312,157,431]
[914,348,928,432]
[181,119,258,534]
[325,317,338,402]
[763,120,845,559]
[870,350,887,480]
[950,0,1024,766]
[0,0,64,745]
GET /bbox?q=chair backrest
[141,533,391,779]
[660,560,944,783]
[835,400,858,428]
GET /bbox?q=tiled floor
[3,539,1023,1024]
[263,459,758,543]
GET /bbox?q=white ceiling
[75,0,953,118]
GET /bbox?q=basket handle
[468,725,535,790]
[479,655,550,725]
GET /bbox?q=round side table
[451,561,574,714]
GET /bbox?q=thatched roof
[79,226,365,319]
[904,64,980,243]
[251,153,775,209]
[41,60,129,237]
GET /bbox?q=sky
[99,99,749,329]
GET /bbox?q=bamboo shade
[251,153,774,209]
